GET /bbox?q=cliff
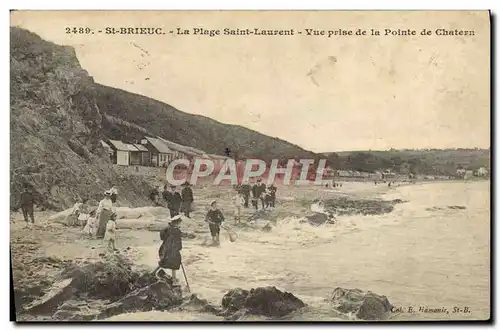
[10,27,153,210]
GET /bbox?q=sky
[10,11,491,152]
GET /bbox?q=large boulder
[221,288,249,313]
[302,213,336,226]
[179,294,221,315]
[97,280,182,319]
[22,278,76,315]
[330,287,392,320]
[222,286,306,319]
[61,254,137,300]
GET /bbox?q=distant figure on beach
[239,182,251,208]
[181,182,194,218]
[20,185,36,225]
[205,200,225,246]
[156,215,183,285]
[67,198,84,226]
[269,184,277,207]
[388,182,391,187]
[109,186,118,203]
[233,192,245,224]
[95,190,115,239]
[104,212,117,251]
[71,199,83,218]
[252,179,267,210]
[164,185,182,218]
[265,184,277,208]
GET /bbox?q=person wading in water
[205,200,225,246]
[155,215,183,285]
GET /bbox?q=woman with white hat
[95,190,115,239]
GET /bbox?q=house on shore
[131,143,149,166]
[142,137,173,167]
[108,140,137,166]
[157,137,209,161]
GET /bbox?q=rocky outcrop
[96,280,182,320]
[222,286,306,319]
[10,27,153,210]
[17,252,185,321]
[323,197,402,216]
[329,287,392,320]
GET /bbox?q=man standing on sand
[181,182,194,218]
[256,178,267,210]
[240,182,251,208]
[164,185,182,218]
[20,185,35,224]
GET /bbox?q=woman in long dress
[156,215,183,284]
[95,191,114,239]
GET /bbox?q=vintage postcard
[10,10,491,322]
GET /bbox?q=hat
[169,214,182,224]
[210,200,217,206]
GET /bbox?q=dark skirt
[96,209,112,238]
[158,244,182,270]
[209,223,220,237]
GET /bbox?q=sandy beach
[10,180,490,321]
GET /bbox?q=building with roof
[157,137,208,160]
[131,143,149,166]
[142,137,173,167]
[107,139,134,165]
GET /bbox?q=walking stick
[180,262,191,293]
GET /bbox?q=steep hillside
[10,27,154,210]
[94,84,316,161]
[10,27,319,210]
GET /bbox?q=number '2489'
[65,27,92,34]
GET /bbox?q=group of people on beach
[234,179,277,212]
[16,178,278,286]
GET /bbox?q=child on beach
[205,200,225,246]
[232,192,245,225]
[104,212,117,251]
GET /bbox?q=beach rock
[61,253,138,300]
[448,205,466,210]
[330,287,392,320]
[262,222,273,232]
[222,286,305,318]
[180,294,221,315]
[303,213,328,226]
[98,281,182,319]
[22,278,76,315]
[222,288,249,313]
